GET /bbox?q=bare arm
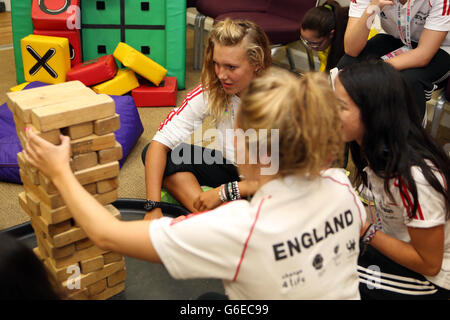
[364,222,444,276]
[24,130,162,263]
[144,141,171,220]
[193,179,259,212]
[386,29,448,70]
[344,1,394,57]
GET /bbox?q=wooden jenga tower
[7,81,126,300]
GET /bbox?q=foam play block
[21,34,71,84]
[113,42,167,86]
[92,69,139,96]
[10,82,30,92]
[31,0,80,30]
[67,55,118,87]
[33,29,82,67]
[132,77,177,107]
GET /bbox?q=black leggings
[358,243,449,300]
[142,142,240,188]
[337,33,450,119]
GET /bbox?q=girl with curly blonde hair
[141,18,272,218]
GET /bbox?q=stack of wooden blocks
[7,81,126,300]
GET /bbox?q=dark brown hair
[301,0,349,71]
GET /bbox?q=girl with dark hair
[335,60,450,299]
[301,1,349,71]
[300,1,377,72]
[0,233,63,300]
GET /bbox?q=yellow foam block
[10,82,30,92]
[21,35,71,84]
[113,42,167,86]
[92,69,139,96]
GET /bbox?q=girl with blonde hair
[141,18,272,219]
[23,67,366,299]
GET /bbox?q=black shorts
[142,142,240,188]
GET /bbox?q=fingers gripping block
[113,42,167,87]
[92,69,139,96]
[21,34,71,84]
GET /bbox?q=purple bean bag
[0,81,144,184]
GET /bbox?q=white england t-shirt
[349,0,450,54]
[365,165,450,289]
[153,84,240,162]
[150,169,366,299]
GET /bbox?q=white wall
[3,0,11,12]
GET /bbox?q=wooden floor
[0,12,12,46]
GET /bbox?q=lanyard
[397,0,412,48]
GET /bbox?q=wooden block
[67,288,89,300]
[52,226,87,249]
[40,189,118,225]
[38,172,58,194]
[98,142,122,164]
[17,152,40,185]
[103,251,123,265]
[50,202,120,249]
[62,121,94,140]
[49,242,107,269]
[94,114,120,136]
[45,260,79,283]
[31,94,115,132]
[71,133,116,156]
[39,233,76,260]
[33,247,45,262]
[40,216,72,237]
[87,279,107,297]
[25,191,41,216]
[74,161,119,186]
[13,86,94,123]
[107,269,126,287]
[80,255,104,274]
[96,177,119,194]
[18,192,33,219]
[6,81,87,122]
[76,238,95,251]
[62,260,125,291]
[70,152,98,172]
[91,281,125,300]
[21,171,66,209]
[94,189,119,206]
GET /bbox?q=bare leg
[163,172,203,212]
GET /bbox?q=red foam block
[31,0,80,30]
[132,77,178,107]
[67,55,118,87]
[33,29,82,67]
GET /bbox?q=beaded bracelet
[232,181,241,200]
[362,223,379,244]
[218,185,227,203]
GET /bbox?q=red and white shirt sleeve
[397,166,447,229]
[152,84,208,150]
[349,0,371,18]
[149,200,256,281]
[426,0,450,32]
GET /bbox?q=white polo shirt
[365,165,450,289]
[349,0,450,54]
[150,168,366,299]
[153,84,240,162]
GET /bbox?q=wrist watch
[144,200,161,212]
